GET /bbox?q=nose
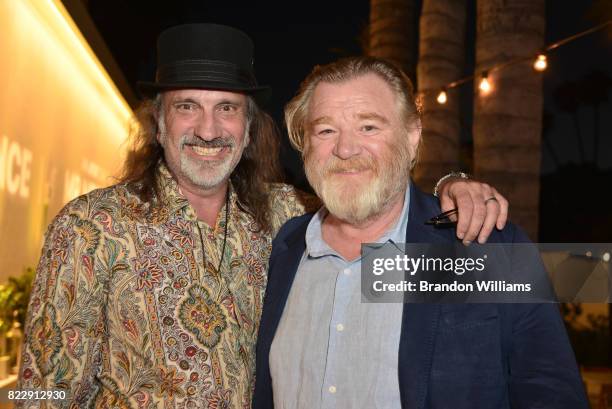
[194,109,220,140]
[332,130,361,159]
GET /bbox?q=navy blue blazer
[253,184,588,409]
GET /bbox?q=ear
[301,132,312,159]
[155,108,165,144]
[407,119,422,161]
[244,130,251,148]
[244,114,252,147]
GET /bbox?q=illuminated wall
[0,0,132,280]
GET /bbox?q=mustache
[323,157,376,174]
[180,134,235,148]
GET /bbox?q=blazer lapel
[398,184,454,409]
[254,216,313,409]
[259,216,312,351]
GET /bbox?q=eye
[174,102,198,113]
[361,124,378,132]
[318,129,334,135]
[218,104,238,113]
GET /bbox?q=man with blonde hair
[253,56,587,409]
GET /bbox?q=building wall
[0,0,132,280]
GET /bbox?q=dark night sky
[541,1,612,173]
[86,0,612,239]
[87,0,612,170]
[87,0,369,119]
[87,0,370,187]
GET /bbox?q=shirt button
[329,385,337,394]
[336,323,344,332]
[343,268,351,276]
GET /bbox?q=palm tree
[413,0,467,190]
[472,0,545,240]
[369,0,416,78]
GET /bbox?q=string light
[436,88,447,104]
[419,20,612,100]
[533,54,547,71]
[478,72,491,94]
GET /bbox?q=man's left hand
[438,178,509,244]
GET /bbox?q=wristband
[433,171,470,197]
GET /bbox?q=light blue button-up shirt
[269,186,410,409]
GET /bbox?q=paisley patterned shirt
[17,163,314,409]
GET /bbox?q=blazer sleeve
[505,225,589,408]
[506,302,589,408]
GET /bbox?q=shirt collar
[156,162,190,214]
[305,182,411,259]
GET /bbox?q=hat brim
[137,81,271,104]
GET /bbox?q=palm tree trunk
[369,0,416,78]
[473,0,545,240]
[413,0,467,191]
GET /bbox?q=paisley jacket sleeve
[17,195,108,408]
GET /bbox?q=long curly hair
[120,94,283,233]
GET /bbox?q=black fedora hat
[137,23,270,101]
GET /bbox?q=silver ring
[485,197,498,204]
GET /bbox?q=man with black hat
[17,24,509,408]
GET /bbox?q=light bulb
[436,89,448,104]
[479,73,491,94]
[534,54,547,71]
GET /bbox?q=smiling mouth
[184,144,232,158]
[190,145,226,156]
